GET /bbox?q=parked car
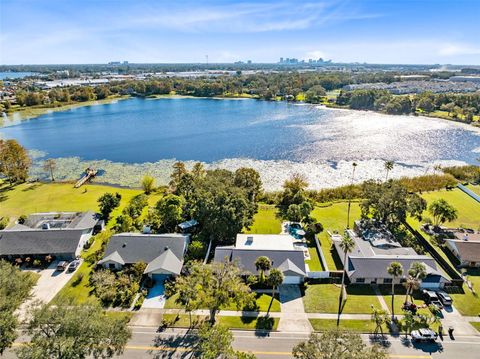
[422,290,443,309]
[436,291,453,306]
[56,261,69,271]
[411,328,438,342]
[67,259,80,272]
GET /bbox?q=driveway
[142,281,167,309]
[17,260,80,319]
[277,285,313,333]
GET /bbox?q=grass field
[470,322,480,332]
[466,184,480,196]
[165,292,281,312]
[162,314,279,331]
[303,284,381,314]
[245,204,281,234]
[449,269,480,316]
[377,285,430,316]
[309,319,387,333]
[311,202,362,270]
[0,181,142,222]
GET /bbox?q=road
[6,327,480,358]
[122,327,480,359]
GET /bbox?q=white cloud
[438,44,480,56]
[304,50,327,60]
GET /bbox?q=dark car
[67,259,80,272]
[436,291,453,306]
[422,290,444,309]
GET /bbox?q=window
[384,278,392,284]
[108,263,116,269]
[355,278,365,283]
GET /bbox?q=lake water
[1,97,479,189]
[0,72,36,80]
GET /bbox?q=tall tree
[346,162,358,229]
[155,194,184,232]
[234,167,263,202]
[169,161,187,191]
[16,300,131,359]
[192,162,206,179]
[337,234,355,326]
[267,268,284,315]
[254,256,272,283]
[42,159,56,181]
[0,139,31,184]
[404,262,427,303]
[428,199,458,227]
[141,175,155,194]
[292,330,387,359]
[280,173,309,206]
[384,161,394,181]
[387,262,404,319]
[169,261,252,323]
[196,323,256,359]
[97,192,122,221]
[0,261,37,355]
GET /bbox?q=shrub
[0,217,9,230]
[18,214,27,224]
[72,272,84,287]
[32,259,42,267]
[442,165,480,182]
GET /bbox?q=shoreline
[2,93,479,129]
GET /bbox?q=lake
[1,97,479,189]
[0,72,37,80]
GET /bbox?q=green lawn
[303,284,382,314]
[162,314,279,331]
[449,269,480,316]
[245,204,281,234]
[0,181,141,222]
[466,184,480,196]
[377,285,430,316]
[306,247,323,272]
[419,188,480,229]
[310,319,386,333]
[311,202,361,270]
[164,292,281,312]
[470,322,480,332]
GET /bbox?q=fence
[314,234,329,271]
[457,183,480,203]
[403,221,463,287]
[307,271,330,279]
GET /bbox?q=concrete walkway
[441,305,478,335]
[277,285,313,333]
[372,284,390,313]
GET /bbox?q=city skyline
[1,0,480,65]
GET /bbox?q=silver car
[411,328,438,342]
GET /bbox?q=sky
[1,0,480,65]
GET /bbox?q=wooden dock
[74,167,97,188]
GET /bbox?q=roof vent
[464,234,469,241]
[122,242,127,248]
[164,246,169,251]
[246,236,253,245]
[42,223,50,230]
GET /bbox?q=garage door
[283,276,302,284]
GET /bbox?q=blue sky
[1,0,479,65]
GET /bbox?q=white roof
[235,234,295,251]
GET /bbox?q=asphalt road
[6,327,480,358]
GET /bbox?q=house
[333,221,449,289]
[445,231,480,267]
[98,233,189,280]
[214,234,307,284]
[0,211,99,261]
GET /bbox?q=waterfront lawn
[164,292,281,312]
[310,319,386,333]
[303,284,381,314]
[162,314,279,331]
[245,204,282,234]
[311,202,362,271]
[0,181,141,221]
[419,188,480,229]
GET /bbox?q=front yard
[162,314,279,331]
[309,319,386,333]
[303,284,381,314]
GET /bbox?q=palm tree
[384,161,394,181]
[266,268,284,315]
[404,262,427,303]
[387,262,404,319]
[346,162,358,229]
[255,256,272,283]
[337,234,356,326]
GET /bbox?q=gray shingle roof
[214,247,306,277]
[0,229,85,256]
[100,233,188,266]
[144,249,183,275]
